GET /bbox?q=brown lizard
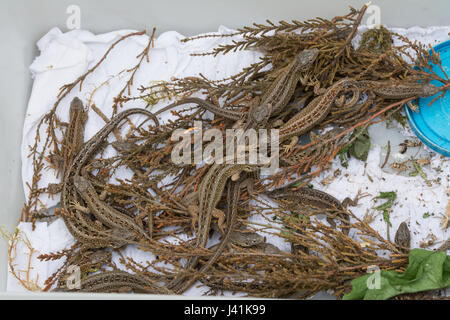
[260,48,319,116]
[210,223,266,248]
[268,186,357,235]
[355,80,440,99]
[47,97,87,194]
[277,78,359,151]
[61,106,159,249]
[167,164,254,293]
[154,49,318,129]
[72,174,152,242]
[175,178,244,294]
[355,80,440,112]
[56,270,174,294]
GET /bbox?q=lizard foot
[283,136,299,153]
[271,119,284,128]
[406,101,420,113]
[342,189,370,208]
[70,200,90,214]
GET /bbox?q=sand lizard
[47,97,87,194]
[268,186,357,235]
[172,178,245,294]
[61,106,159,249]
[72,175,152,242]
[260,48,318,116]
[154,49,318,128]
[355,80,440,99]
[277,78,359,151]
[168,164,254,292]
[56,270,173,294]
[355,80,440,112]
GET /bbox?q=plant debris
[8,4,450,300]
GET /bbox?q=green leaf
[390,110,407,128]
[343,249,450,300]
[423,212,431,219]
[375,191,397,200]
[382,211,392,226]
[348,128,371,162]
[338,144,350,168]
[338,128,371,167]
[374,191,396,227]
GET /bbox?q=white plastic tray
[1,0,449,299]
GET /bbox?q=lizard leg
[335,94,346,107]
[271,119,284,128]
[342,189,370,208]
[70,200,90,214]
[187,205,199,232]
[99,190,108,201]
[240,178,255,197]
[283,136,299,153]
[299,74,311,86]
[134,210,146,229]
[314,82,327,95]
[213,208,226,234]
[231,172,241,181]
[406,101,419,113]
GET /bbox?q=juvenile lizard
[57,270,174,294]
[168,164,254,292]
[268,186,356,235]
[154,49,318,128]
[176,179,244,294]
[277,78,359,151]
[355,80,440,112]
[260,48,319,116]
[210,223,266,248]
[355,80,440,99]
[47,97,87,194]
[72,175,152,242]
[61,106,159,249]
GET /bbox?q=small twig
[381,140,391,169]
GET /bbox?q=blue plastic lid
[405,40,450,157]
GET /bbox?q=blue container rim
[404,39,450,157]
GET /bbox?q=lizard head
[250,103,272,125]
[110,228,135,242]
[88,250,112,265]
[70,97,85,111]
[73,175,90,192]
[295,48,319,70]
[422,84,440,97]
[111,140,138,153]
[241,234,266,247]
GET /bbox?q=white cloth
[10,25,450,293]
